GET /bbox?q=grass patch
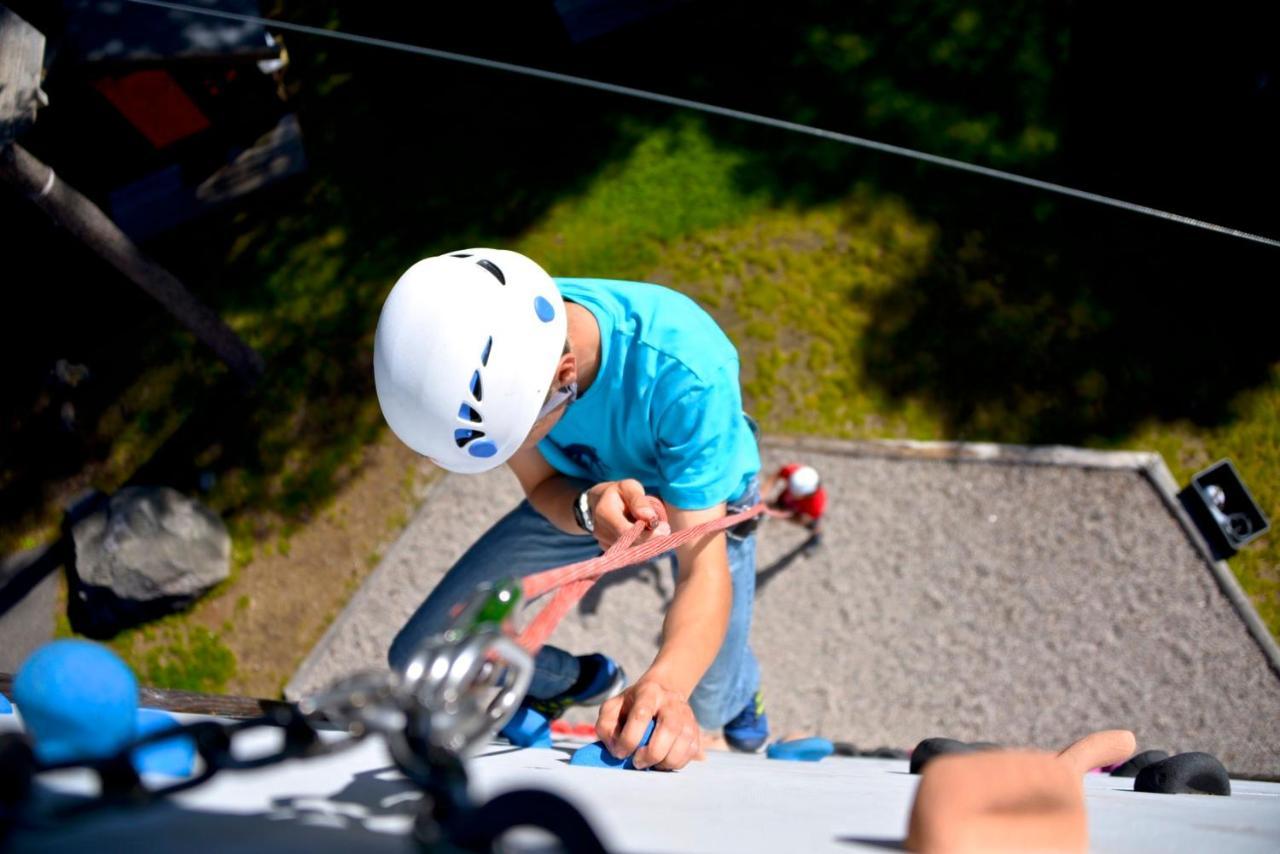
[109,616,237,694]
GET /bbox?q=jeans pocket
[726,476,762,541]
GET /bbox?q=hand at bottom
[596,677,702,771]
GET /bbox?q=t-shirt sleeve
[652,363,752,510]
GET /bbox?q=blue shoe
[528,653,626,720]
[723,691,770,752]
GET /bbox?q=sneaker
[723,690,770,752]
[528,653,626,720]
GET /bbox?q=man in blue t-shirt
[375,248,768,771]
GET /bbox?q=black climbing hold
[832,741,859,757]
[1134,752,1231,796]
[910,737,975,774]
[0,733,36,806]
[865,746,909,760]
[1110,749,1170,778]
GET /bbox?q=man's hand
[596,676,703,771]
[586,479,670,549]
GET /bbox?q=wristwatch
[573,490,594,534]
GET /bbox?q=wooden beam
[0,5,46,146]
[0,143,263,385]
[1,672,292,719]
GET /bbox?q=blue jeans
[387,481,762,729]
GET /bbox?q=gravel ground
[288,442,1280,777]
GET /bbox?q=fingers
[616,699,657,759]
[1056,730,1136,776]
[590,480,668,548]
[596,695,623,749]
[651,723,700,771]
[618,479,659,526]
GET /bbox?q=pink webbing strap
[515,502,780,653]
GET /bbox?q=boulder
[68,487,230,637]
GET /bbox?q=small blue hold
[501,706,552,748]
[534,296,556,323]
[766,737,835,762]
[569,720,656,770]
[132,709,196,778]
[14,640,138,764]
[0,692,12,714]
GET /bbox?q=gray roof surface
[288,439,1280,778]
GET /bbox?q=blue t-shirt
[539,278,760,510]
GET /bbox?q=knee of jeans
[689,674,734,727]
[387,623,424,673]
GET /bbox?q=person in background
[769,463,826,549]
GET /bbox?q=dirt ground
[190,433,437,697]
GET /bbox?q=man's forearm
[526,472,593,534]
[646,533,732,698]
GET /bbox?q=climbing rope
[516,502,787,653]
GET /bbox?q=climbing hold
[0,692,12,715]
[569,721,655,770]
[866,746,910,759]
[832,741,858,757]
[1110,749,1170,778]
[1134,752,1231,796]
[132,709,196,777]
[766,737,834,762]
[910,738,975,774]
[500,706,553,748]
[12,640,138,764]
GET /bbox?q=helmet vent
[475,259,506,284]
[470,370,483,401]
[454,427,486,447]
[450,253,473,258]
[481,336,493,366]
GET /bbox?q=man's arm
[509,447,668,543]
[596,502,731,771]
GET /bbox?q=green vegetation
[54,606,236,694]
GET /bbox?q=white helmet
[787,465,821,498]
[373,248,567,473]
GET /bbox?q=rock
[1134,752,1231,796]
[68,487,229,637]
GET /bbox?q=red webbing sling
[515,501,786,653]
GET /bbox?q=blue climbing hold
[534,296,556,323]
[500,705,553,748]
[569,720,656,770]
[13,640,138,764]
[766,737,835,762]
[0,692,12,714]
[132,708,197,777]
